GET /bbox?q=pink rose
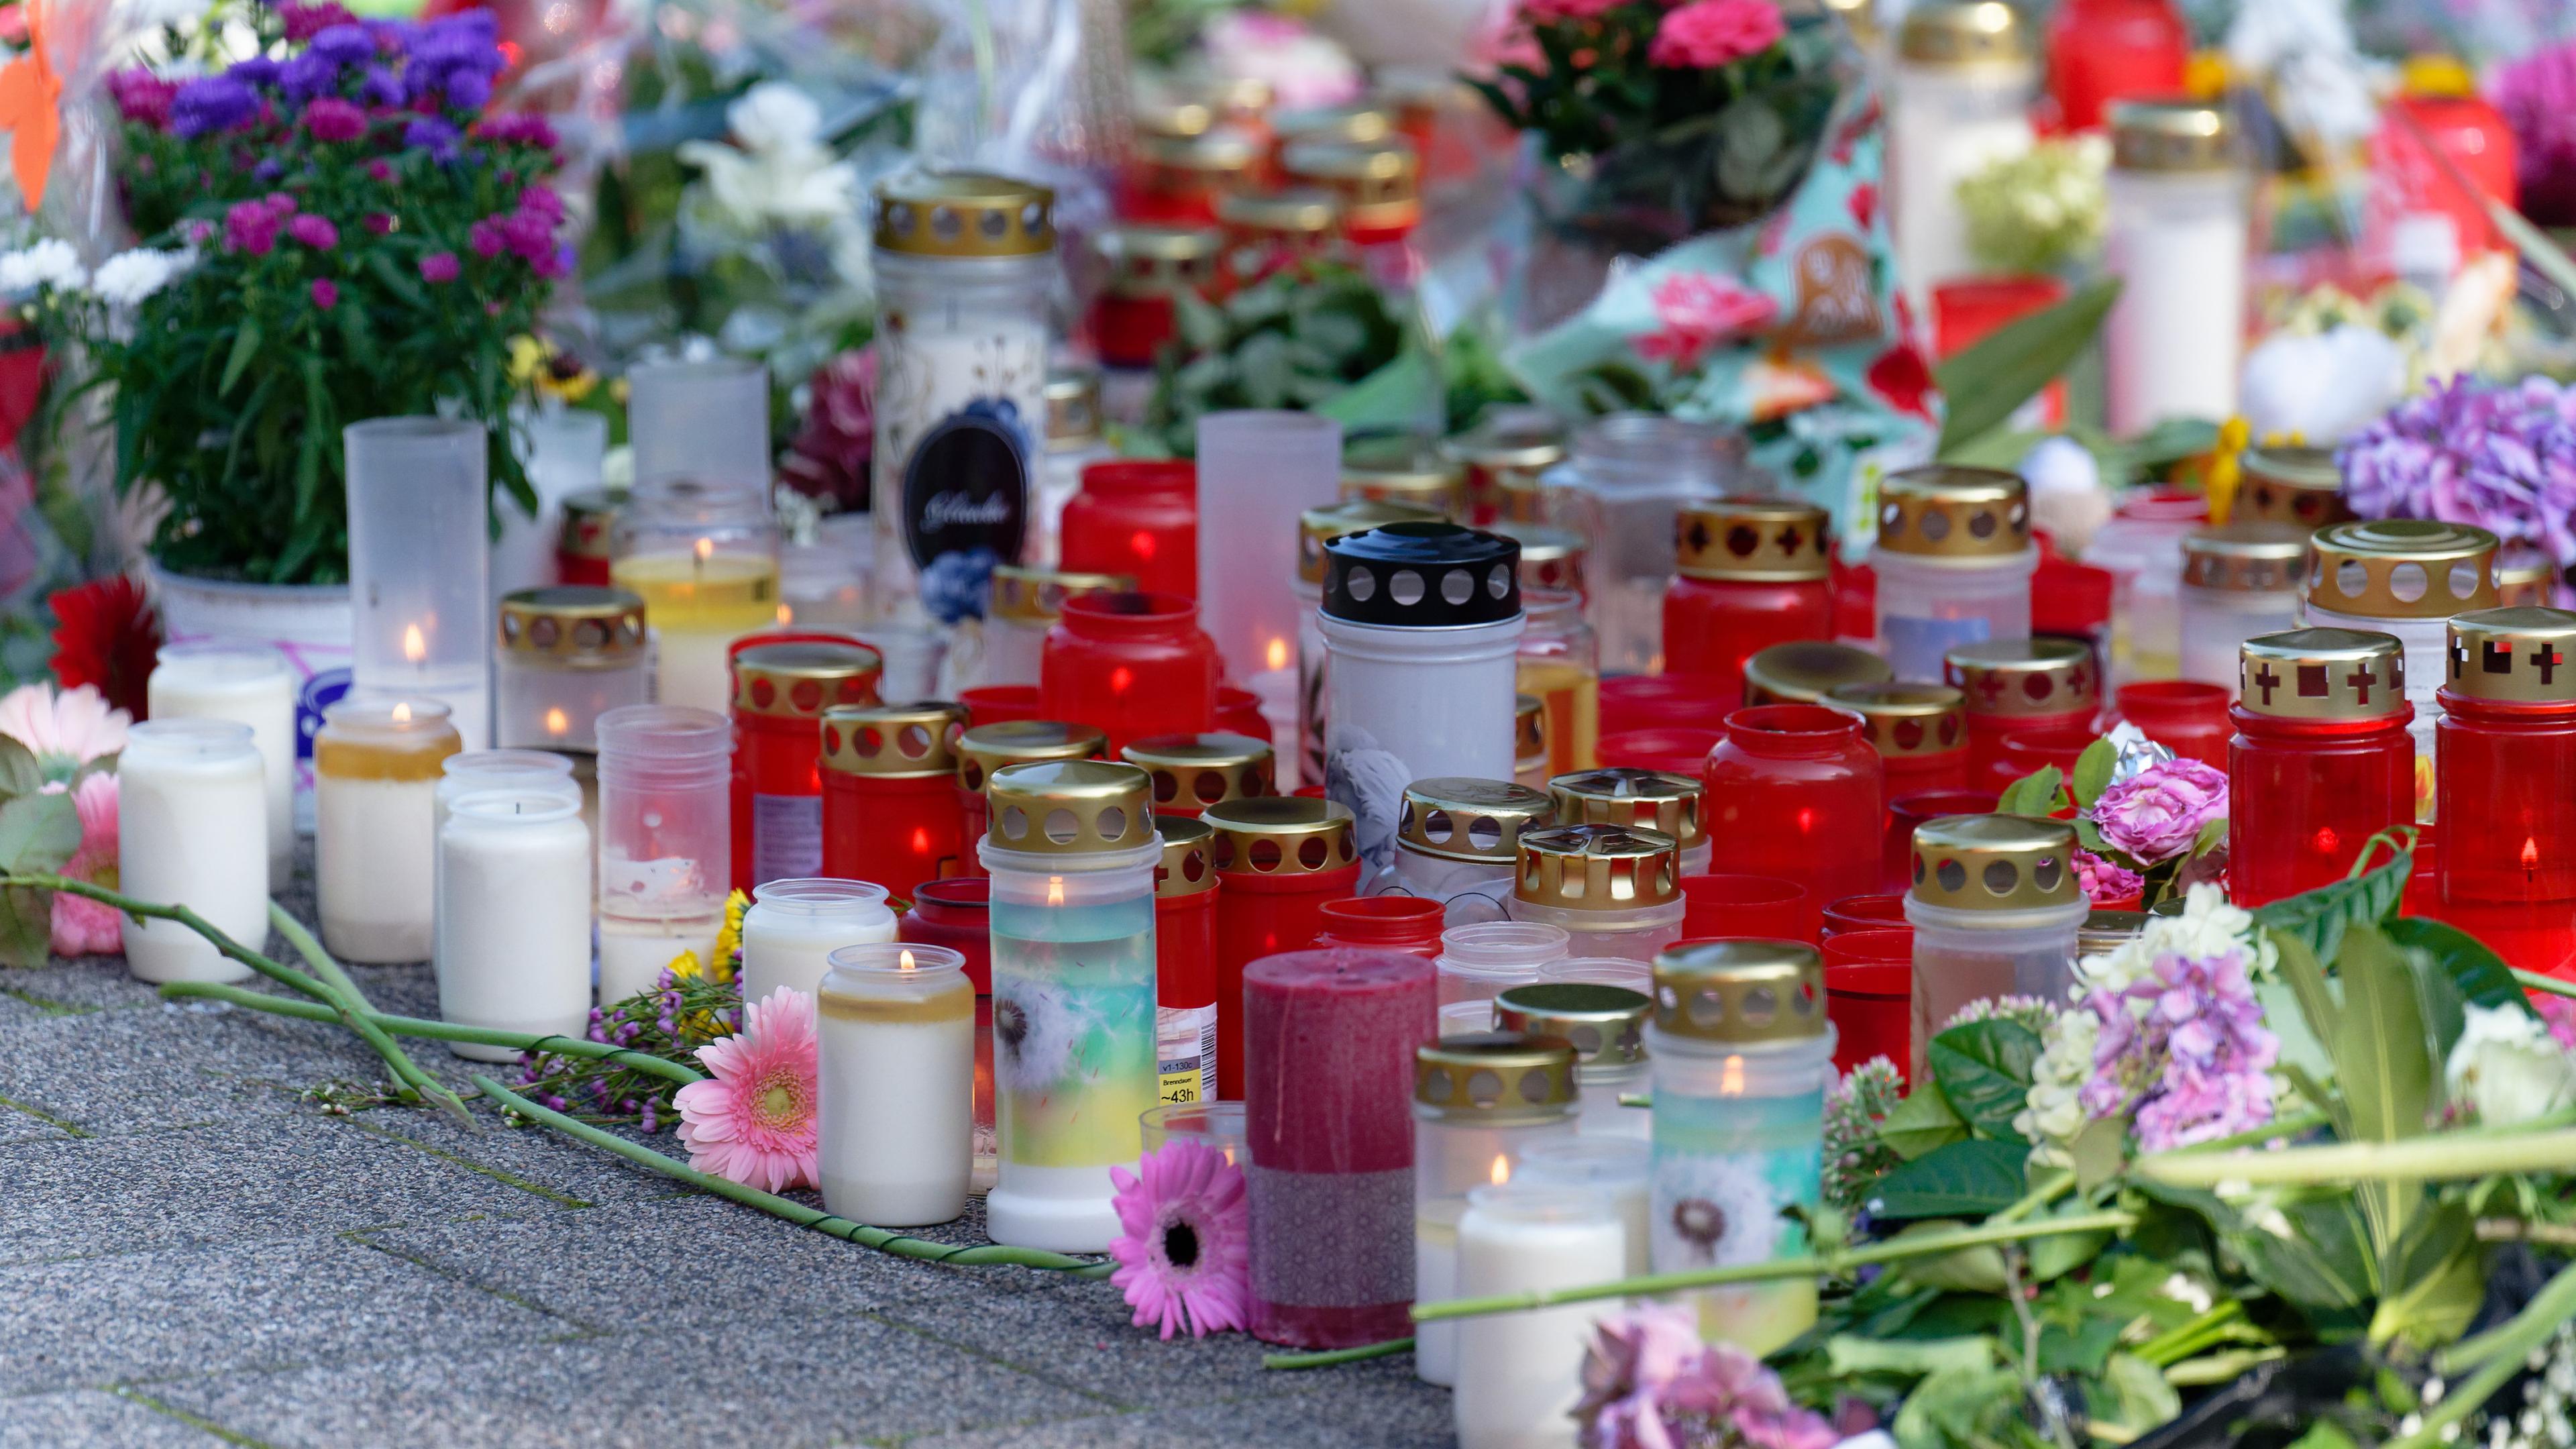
[1648,0,1784,68]
[2091,758,2229,865]
[2076,849,2144,906]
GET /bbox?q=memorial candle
[819,701,971,899]
[345,418,493,749]
[2436,608,2576,974]
[1242,947,1436,1348]
[1039,590,1221,758]
[610,479,782,715]
[1059,460,1200,598]
[435,790,591,1061]
[2229,629,2414,908]
[818,943,975,1226]
[1945,637,2100,792]
[1411,1033,1580,1387]
[1872,466,2038,682]
[1661,496,1834,706]
[1495,981,1653,1142]
[984,566,1130,688]
[492,586,653,755]
[1293,499,1443,786]
[728,641,884,890]
[1905,814,2085,1076]
[1205,796,1364,1098]
[117,720,268,985]
[2302,519,2500,820]
[1547,767,1709,875]
[1739,641,1894,709]
[1452,1184,1627,1449]
[956,721,1110,878]
[146,642,297,882]
[1120,733,1275,819]
[315,698,462,963]
[1510,824,1686,965]
[596,705,734,1002]
[1824,682,1971,810]
[1703,704,1884,913]
[740,878,898,1003]
[1153,816,1222,1104]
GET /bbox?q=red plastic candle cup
[1935,276,2072,426]
[1153,817,1224,1102]
[1823,928,1913,965]
[2406,824,2443,924]
[1945,638,2101,793]
[1703,704,1885,921]
[960,684,1040,728]
[1598,676,1733,737]
[1825,961,1913,1083]
[2111,680,2232,771]
[1830,556,1876,647]
[2045,0,2187,131]
[1821,893,1909,940]
[1313,895,1445,957]
[1996,726,2098,794]
[1040,590,1221,757]
[1678,874,1811,943]
[1885,789,1998,894]
[1661,496,1834,706]
[1060,460,1199,600]
[899,877,996,1148]
[1216,686,1274,743]
[2031,556,2114,665]
[728,641,883,891]
[1598,728,1723,776]
[2229,631,2415,908]
[820,702,969,900]
[1242,947,1436,1348]
[1206,797,1365,1099]
[2435,612,2576,974]
[953,720,1110,881]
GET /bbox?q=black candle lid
[1320,521,1521,628]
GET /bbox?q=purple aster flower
[170,74,258,138]
[2341,376,2576,573]
[277,50,340,103]
[253,156,284,182]
[359,63,404,107]
[307,21,375,64]
[468,217,504,258]
[442,68,492,113]
[228,56,282,89]
[286,214,338,250]
[418,251,460,282]
[404,115,460,159]
[477,112,557,148]
[222,195,290,254]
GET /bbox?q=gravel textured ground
[0,848,1452,1448]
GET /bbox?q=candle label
[751,792,824,883]
[1648,1087,1822,1277]
[873,323,1046,623]
[1157,1003,1216,1104]
[989,909,1157,1169]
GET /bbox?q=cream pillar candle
[315,698,462,962]
[818,943,976,1225]
[146,642,297,881]
[117,719,268,985]
[436,791,592,1061]
[740,878,897,1003]
[431,751,580,963]
[1453,1184,1627,1449]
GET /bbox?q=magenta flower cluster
[2079,947,2278,1152]
[2074,849,2144,906]
[2496,38,2576,227]
[1576,1305,1841,1449]
[119,7,508,148]
[467,184,571,280]
[2341,376,2576,571]
[2092,758,2227,866]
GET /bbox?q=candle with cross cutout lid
[2228,629,2415,908]
[2435,608,2576,975]
[1942,636,2100,794]
[1661,496,1835,708]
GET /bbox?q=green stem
[2165,1110,2330,1155]
[1992,1171,2074,1226]
[1263,1339,1413,1371]
[158,982,706,1087]
[259,900,460,1121]
[2138,1126,2576,1188]
[2514,969,2576,1001]
[1410,1210,2137,1325]
[2133,1300,2247,1367]
[471,1075,1112,1278]
[2390,1260,2576,1449]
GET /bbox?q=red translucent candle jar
[1154,816,1223,1102]
[1122,731,1277,819]
[1885,789,1999,896]
[729,641,883,891]
[1741,641,1892,708]
[1123,131,1258,225]
[1662,497,1835,704]
[1040,590,1220,757]
[1824,928,1913,967]
[1313,896,1444,957]
[1821,893,1909,939]
[1205,796,1364,1099]
[2406,826,2443,920]
[1598,676,1732,737]
[1281,140,1421,249]
[2229,629,2416,908]
[898,877,998,1156]
[960,684,1040,728]
[2045,0,2187,131]
[953,721,1109,880]
[2436,609,2576,975]
[2032,553,2114,669]
[1831,555,1876,648]
[1598,728,1722,776]
[1945,637,2100,793]
[1825,682,1969,810]
[556,488,618,587]
[1060,461,1199,600]
[1214,187,1342,287]
[820,701,969,900]
[1678,874,1811,941]
[2109,680,2231,769]
[1825,961,1912,1083]
[1703,704,1885,918]
[1216,686,1273,743]
[1092,226,1224,369]
[1996,726,2097,792]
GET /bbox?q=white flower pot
[148,563,352,834]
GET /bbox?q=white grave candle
[436,791,592,1061]
[740,878,897,1004]
[1453,1184,1627,1449]
[315,697,461,962]
[818,943,975,1225]
[117,719,268,984]
[146,642,297,882]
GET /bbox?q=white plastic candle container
[1872,466,2037,682]
[1905,814,2086,1077]
[1293,498,1442,792]
[1886,2,2036,306]
[494,586,652,753]
[492,407,609,595]
[315,698,462,963]
[146,641,296,882]
[1497,981,1654,1144]
[2082,491,2206,685]
[345,418,493,750]
[1517,1136,1652,1275]
[741,878,898,1004]
[435,790,591,1061]
[2177,524,2308,687]
[1539,415,1737,675]
[1412,1034,1580,1387]
[1436,921,1570,1010]
[819,942,976,1225]
[1377,777,1556,928]
[117,720,267,985]
[1203,411,1344,689]
[627,357,771,493]
[596,705,733,1002]
[431,750,580,959]
[1540,956,1655,993]
[1452,1183,1627,1449]
[2103,101,2249,435]
[1508,824,1686,966]
[610,480,781,716]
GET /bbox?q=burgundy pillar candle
[1242,947,1436,1348]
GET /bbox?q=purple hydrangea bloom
[170,74,258,138]
[2080,947,2278,1151]
[307,22,375,65]
[2340,376,2576,572]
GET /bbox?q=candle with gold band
[1741,641,1895,708]
[1341,432,1467,519]
[1546,767,1707,877]
[555,488,622,587]
[315,697,464,963]
[1129,130,1258,226]
[1120,732,1275,820]
[985,565,1132,689]
[1152,815,1222,1103]
[1411,1033,1581,1387]
[2301,518,2500,820]
[1870,465,2039,682]
[1281,139,1421,246]
[1663,496,1835,706]
[495,586,652,756]
[1823,680,1970,804]
[2496,545,2559,609]
[1215,187,1341,284]
[1942,636,2099,792]
[2233,443,2351,531]
[2176,523,2307,687]
[1904,814,2084,1076]
[2435,608,2576,973]
[729,641,883,890]
[818,942,977,1226]
[2228,628,2414,908]
[819,700,970,898]
[1381,778,1557,928]
[1093,225,1224,368]
[1509,823,1686,967]
[1443,413,1566,527]
[956,720,1111,879]
[610,478,780,714]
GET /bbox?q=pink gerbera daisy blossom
[1108,1141,1250,1339]
[673,985,818,1193]
[51,773,121,957]
[0,682,130,784]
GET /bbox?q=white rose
[2446,1005,2576,1127]
[727,82,824,156]
[2239,325,2407,445]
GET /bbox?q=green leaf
[1868,1139,2029,1220]
[1927,1020,2044,1142]
[2371,1200,2483,1348]
[1824,1333,1996,1379]
[1934,277,2122,454]
[2226,1195,2373,1311]
[0,790,80,873]
[2026,1199,2114,1283]
[2090,1352,2184,1435]
[1884,1220,2010,1293]
[2334,926,2434,1254]
[0,883,50,967]
[1891,1364,2024,1449]
[217,321,261,397]
[2385,916,2535,1019]
[2255,979,2335,1085]
[2253,849,2410,967]
[2070,739,2116,810]
[1994,765,2065,818]
[1880,1083,1970,1161]
[0,735,42,796]
[2070,1115,2127,1192]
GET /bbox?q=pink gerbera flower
[1107,1142,1250,1339]
[673,985,818,1193]
[0,682,129,784]
[51,773,121,957]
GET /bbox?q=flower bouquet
[1996,731,2227,911]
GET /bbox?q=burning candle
[741,878,898,1003]
[729,641,884,890]
[2229,628,2416,908]
[820,701,971,899]
[1153,816,1222,1103]
[818,943,976,1226]
[345,418,494,749]
[435,790,592,1061]
[956,721,1110,877]
[1945,637,2102,793]
[1452,1183,1627,1449]
[117,720,268,985]
[493,587,652,756]
[611,480,782,715]
[2435,609,2576,973]
[1411,1032,1579,1386]
[146,641,297,883]
[315,698,462,963]
[1040,590,1222,758]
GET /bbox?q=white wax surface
[2105,172,2249,435]
[741,899,897,1004]
[1888,64,2035,304]
[148,659,295,880]
[597,912,722,1004]
[817,983,975,1225]
[437,806,592,1061]
[1454,1201,1627,1449]
[1413,1206,1462,1387]
[317,775,439,963]
[119,744,266,984]
[651,628,740,718]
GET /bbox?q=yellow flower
[507,334,548,386]
[663,948,706,982]
[2204,416,2251,525]
[506,333,602,404]
[707,889,751,986]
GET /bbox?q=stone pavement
[0,853,1452,1448]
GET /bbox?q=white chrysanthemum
[727,81,825,155]
[92,248,192,308]
[2447,1004,2576,1127]
[2015,1008,2099,1158]
[0,239,86,296]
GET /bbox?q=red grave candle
[953,721,1108,881]
[1154,816,1224,1103]
[1703,704,1885,919]
[1885,789,2000,896]
[1598,676,1732,737]
[960,685,1041,729]
[2109,680,2231,770]
[2436,609,2576,975]
[1060,461,1201,600]
[1597,728,1723,776]
[1823,682,1970,817]
[1945,637,2100,793]
[2043,0,2188,132]
[820,700,969,900]
[898,877,997,1157]
[1040,590,1220,758]
[1205,797,1364,1099]
[1678,874,1811,942]
[1241,947,1436,1348]
[1821,893,1911,939]
[1312,895,1444,957]
[2229,629,2416,908]
[1216,686,1274,744]
[557,489,619,587]
[729,641,882,892]
[1662,496,1835,705]
[1122,731,1276,819]
[1093,227,1224,369]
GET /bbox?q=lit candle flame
[775,604,792,627]
[898,949,916,973]
[1489,1155,1509,1187]
[1266,637,1289,672]
[403,623,427,663]
[2526,837,2541,875]
[390,700,413,724]
[545,707,570,737]
[1047,876,1065,907]
[694,537,714,564]
[1719,1054,1745,1097]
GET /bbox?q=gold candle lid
[872,170,1055,259]
[1909,813,2080,912]
[1136,129,1259,179]
[1216,187,1342,241]
[1649,939,1827,1045]
[2236,445,2351,529]
[1822,682,1968,758]
[1279,140,1420,233]
[2496,546,2558,607]
[2109,98,2239,172]
[2078,908,2149,955]
[497,586,647,661]
[1943,637,2098,718]
[2239,627,2408,720]
[984,759,1157,855]
[1121,732,1276,812]
[1515,694,1548,773]
[1490,522,1586,595]
[1515,824,1680,912]
[1136,98,1217,140]
[1297,499,1444,586]
[1897,1,2031,68]
[1271,103,1394,148]
[1399,777,1556,863]
[1875,466,2031,561]
[822,701,967,780]
[1413,1032,1579,1114]
[1044,368,1102,448]
[2306,519,2500,621]
[1154,814,1219,898]
[991,565,1134,623]
[1743,641,1895,705]
[2445,608,2576,706]
[559,490,623,561]
[1546,768,1704,854]
[957,720,1110,794]
[1675,496,1831,582]
[1340,433,1465,517]
[1444,415,1566,478]
[1097,224,1226,298]
[1493,982,1652,1067]
[733,641,883,720]
[2180,523,2310,592]
[1202,796,1360,877]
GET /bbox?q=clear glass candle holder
[346,417,493,749]
[596,704,733,1002]
[1411,1032,1580,1386]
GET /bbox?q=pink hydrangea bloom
[1648,0,1785,69]
[50,773,121,957]
[1635,271,1778,371]
[1106,1142,1250,1338]
[1577,1304,1840,1449]
[2080,947,2278,1152]
[674,985,819,1192]
[310,279,339,310]
[0,682,128,784]
[2076,849,2143,905]
[2092,758,2226,865]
